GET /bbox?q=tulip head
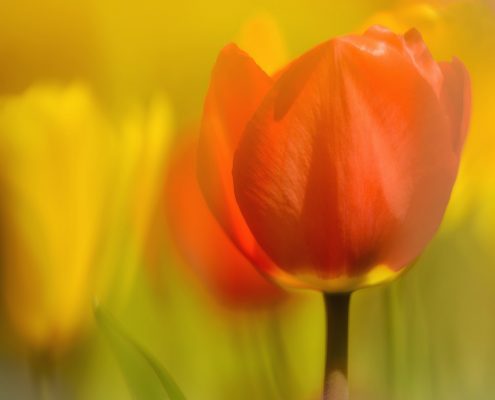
[0,84,113,355]
[199,26,471,292]
[0,84,172,356]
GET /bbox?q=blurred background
[0,0,494,399]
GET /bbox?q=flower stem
[323,293,351,400]
[30,358,56,400]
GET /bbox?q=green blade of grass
[94,303,187,400]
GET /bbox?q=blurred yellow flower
[235,13,288,75]
[100,96,173,307]
[0,84,112,356]
[0,84,172,357]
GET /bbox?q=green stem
[323,293,351,400]
[30,361,56,400]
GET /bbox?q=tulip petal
[167,136,284,309]
[439,58,471,155]
[197,43,274,265]
[364,26,443,96]
[403,28,443,95]
[233,36,457,283]
[364,25,405,50]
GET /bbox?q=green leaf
[94,302,187,400]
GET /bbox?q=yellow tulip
[0,83,172,356]
[235,12,288,75]
[0,84,112,355]
[100,96,173,306]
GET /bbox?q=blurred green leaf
[94,302,187,400]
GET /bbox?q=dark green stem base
[323,293,351,400]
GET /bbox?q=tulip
[365,1,495,229]
[0,84,172,360]
[164,13,288,311]
[360,4,495,397]
[164,133,289,399]
[101,95,173,308]
[0,84,113,357]
[198,26,470,399]
[166,133,285,310]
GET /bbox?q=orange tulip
[199,25,471,293]
[166,134,285,310]
[198,26,470,399]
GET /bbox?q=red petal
[363,25,405,50]
[403,28,443,96]
[364,26,443,95]
[197,44,273,265]
[166,135,285,309]
[439,58,471,155]
[233,34,458,285]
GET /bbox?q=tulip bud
[0,84,113,356]
[199,26,471,293]
[0,84,172,357]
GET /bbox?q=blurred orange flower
[166,134,286,310]
[199,26,471,293]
